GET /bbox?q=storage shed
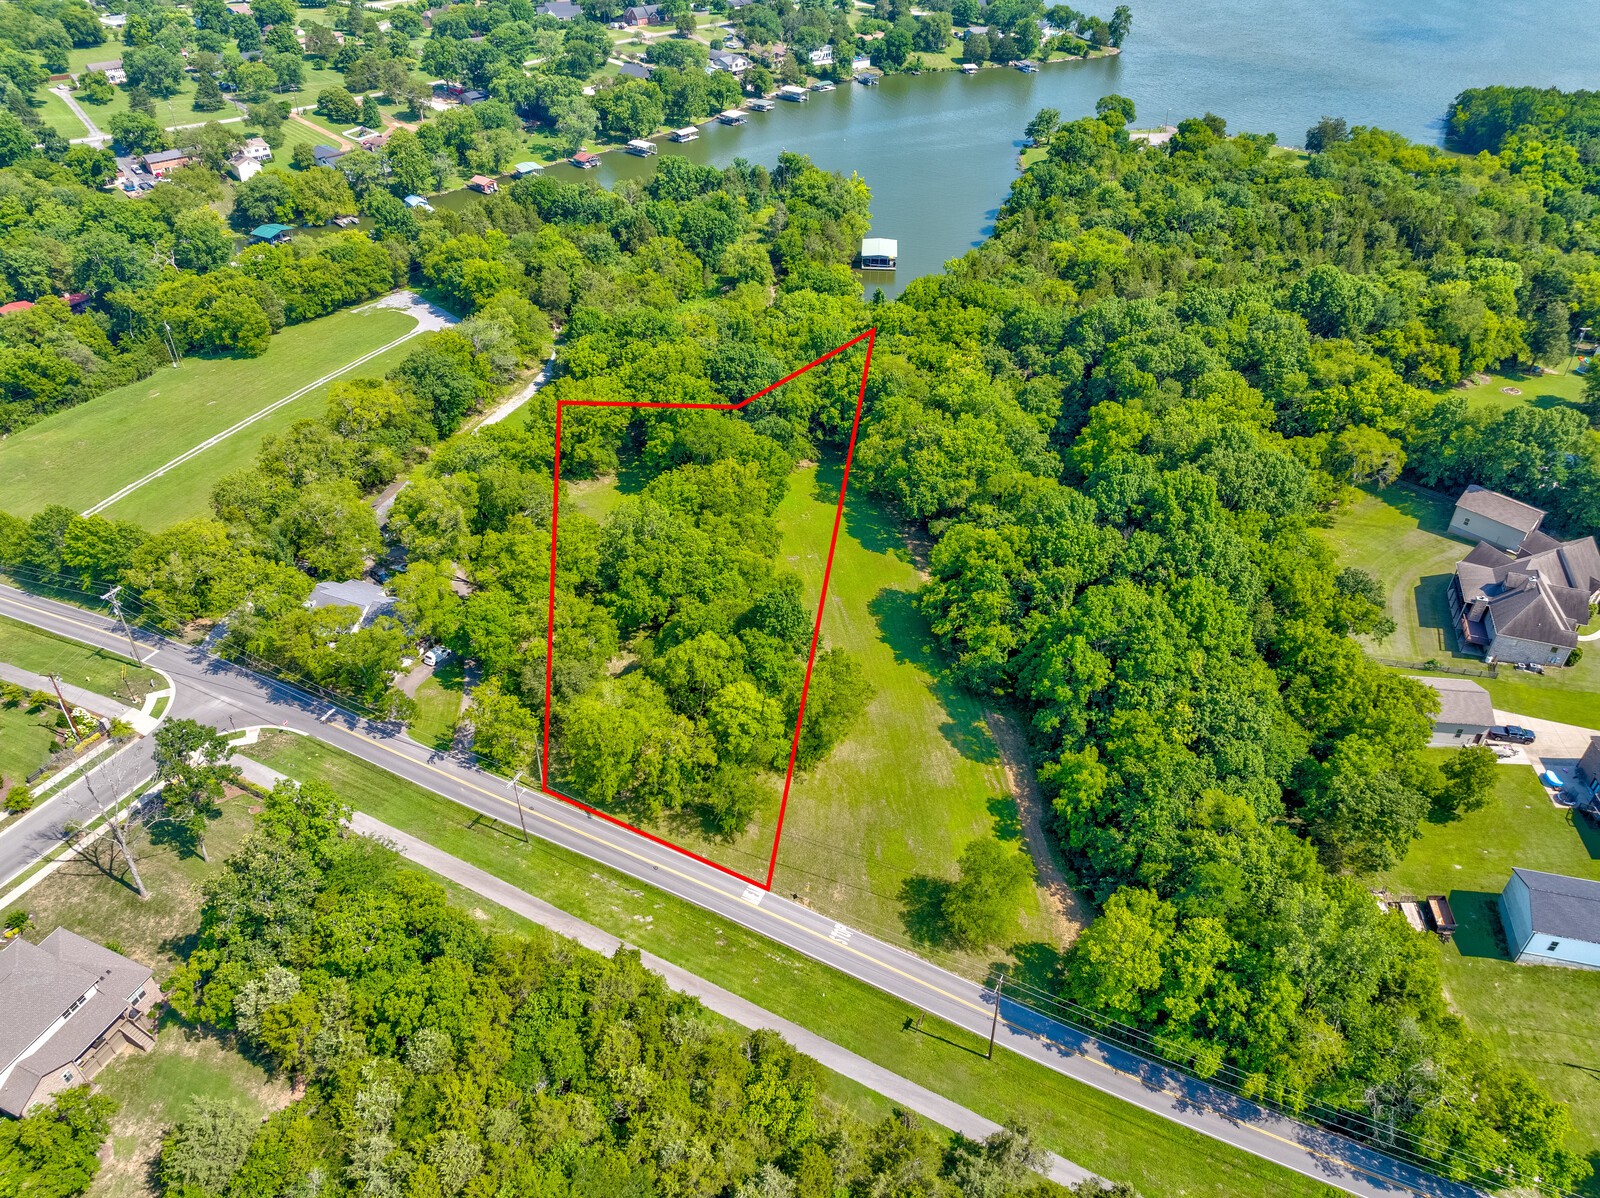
[1499,868,1600,969]
[1408,676,1495,747]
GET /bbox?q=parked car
[1490,725,1537,745]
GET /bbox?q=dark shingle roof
[1514,868,1600,942]
[1455,485,1546,533]
[1410,676,1495,727]
[1454,531,1599,650]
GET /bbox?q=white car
[422,646,450,667]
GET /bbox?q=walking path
[343,807,1100,1191]
[51,85,108,147]
[82,292,455,517]
[0,663,161,735]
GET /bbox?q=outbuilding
[311,144,346,167]
[250,223,294,244]
[1499,868,1600,969]
[860,237,898,269]
[779,84,809,101]
[1449,485,1547,553]
[570,149,600,168]
[512,161,543,176]
[1409,676,1495,747]
[625,138,657,156]
[718,109,747,124]
[468,174,500,193]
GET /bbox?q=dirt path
[895,523,1089,944]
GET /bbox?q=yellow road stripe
[0,591,1436,1195]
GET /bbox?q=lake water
[524,0,1599,290]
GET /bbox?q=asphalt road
[0,582,1485,1198]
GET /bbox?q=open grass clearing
[249,730,1342,1198]
[1454,364,1587,414]
[0,304,417,519]
[1319,483,1600,727]
[1368,753,1600,1181]
[0,614,161,700]
[104,335,420,530]
[409,660,466,751]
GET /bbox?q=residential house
[141,148,192,176]
[1499,868,1600,969]
[84,58,125,84]
[709,49,751,74]
[229,136,272,181]
[1410,676,1496,747]
[306,579,395,632]
[459,88,489,104]
[622,4,662,24]
[618,61,652,80]
[537,0,582,16]
[1449,531,1600,665]
[1449,485,1547,553]
[808,45,833,67]
[0,930,157,1117]
[850,52,871,71]
[0,301,33,316]
[1577,736,1600,808]
[312,144,346,167]
[60,292,90,314]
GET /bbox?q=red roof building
[0,300,34,315]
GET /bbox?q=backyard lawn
[1369,754,1600,1181]
[0,305,417,520]
[409,661,466,751]
[0,615,161,701]
[1320,484,1600,728]
[247,731,1344,1198]
[1454,364,1588,414]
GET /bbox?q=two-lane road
[0,583,1484,1198]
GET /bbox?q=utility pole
[101,585,142,663]
[47,674,81,742]
[511,771,529,842]
[987,969,1005,1060]
[161,321,181,368]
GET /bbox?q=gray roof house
[0,930,157,1117]
[1409,676,1496,747]
[618,61,651,79]
[1448,485,1546,553]
[537,0,582,16]
[1449,531,1600,667]
[307,579,395,631]
[312,144,347,167]
[1499,868,1600,970]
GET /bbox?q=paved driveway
[1492,708,1598,801]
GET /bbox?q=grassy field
[0,305,417,522]
[0,703,60,793]
[0,614,161,701]
[1369,753,1600,1182]
[1455,364,1588,414]
[248,730,1344,1198]
[550,463,1062,979]
[409,661,465,750]
[1320,484,1600,727]
[105,336,420,530]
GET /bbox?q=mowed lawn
[1455,364,1588,414]
[0,306,417,521]
[247,732,1344,1198]
[1368,754,1600,1179]
[1318,482,1474,663]
[106,336,420,530]
[1320,484,1600,728]
[0,614,162,701]
[0,702,60,793]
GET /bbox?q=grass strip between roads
[250,732,1342,1198]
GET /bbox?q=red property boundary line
[540,328,877,891]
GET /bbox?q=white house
[85,58,125,84]
[709,49,751,74]
[1499,868,1600,970]
[0,931,157,1117]
[808,45,833,67]
[1409,676,1495,747]
[1448,484,1546,553]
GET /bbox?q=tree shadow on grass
[897,874,953,949]
[1448,890,1511,961]
[868,589,999,767]
[1005,940,1065,995]
[809,461,915,565]
[986,794,1023,843]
